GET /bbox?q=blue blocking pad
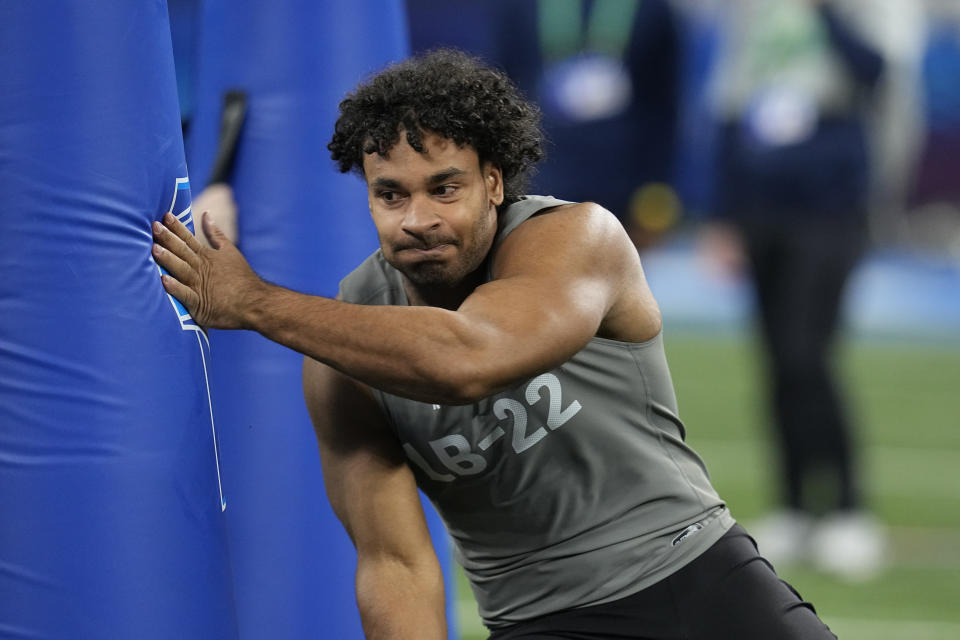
[185,1,459,638]
[0,3,238,639]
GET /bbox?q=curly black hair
[328,48,544,207]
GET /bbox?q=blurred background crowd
[400,0,960,259]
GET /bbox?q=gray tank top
[338,196,734,628]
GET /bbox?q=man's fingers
[159,272,200,314]
[201,211,229,250]
[153,219,201,271]
[152,243,197,286]
[162,212,205,254]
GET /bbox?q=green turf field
[454,332,960,640]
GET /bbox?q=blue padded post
[186,2,458,638]
[0,2,238,639]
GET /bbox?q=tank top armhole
[371,388,403,438]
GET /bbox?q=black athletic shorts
[487,524,836,640]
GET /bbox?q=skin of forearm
[355,555,447,640]
[245,282,495,404]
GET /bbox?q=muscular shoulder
[493,201,662,343]
[492,201,635,278]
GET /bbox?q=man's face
[363,131,504,291]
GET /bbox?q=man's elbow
[446,375,498,405]
[426,364,496,405]
[411,353,504,405]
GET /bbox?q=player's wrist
[236,276,276,331]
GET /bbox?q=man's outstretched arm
[303,356,446,639]
[152,202,653,403]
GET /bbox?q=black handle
[207,89,247,186]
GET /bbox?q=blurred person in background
[907,0,960,255]
[699,0,914,579]
[407,0,684,250]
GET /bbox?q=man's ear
[484,162,504,206]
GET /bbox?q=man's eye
[379,191,399,201]
[433,185,456,196]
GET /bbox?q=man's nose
[401,194,441,235]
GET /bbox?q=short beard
[396,192,495,290]
[403,261,459,287]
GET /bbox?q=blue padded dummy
[0,2,238,639]
[186,2,458,638]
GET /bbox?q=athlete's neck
[403,268,486,310]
